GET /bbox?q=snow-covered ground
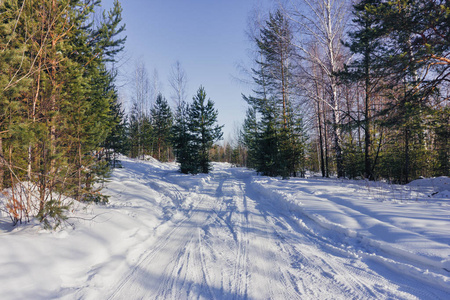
[0,157,449,299]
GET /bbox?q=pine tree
[151,93,173,161]
[243,10,307,178]
[172,101,194,174]
[357,0,449,182]
[342,0,386,180]
[257,102,280,177]
[96,0,127,167]
[241,107,259,169]
[189,86,223,174]
[0,0,34,194]
[256,10,296,129]
[0,0,126,226]
[340,0,449,182]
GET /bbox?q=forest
[240,1,449,183]
[0,0,449,227]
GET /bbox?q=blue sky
[101,0,273,141]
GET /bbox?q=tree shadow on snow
[0,218,16,233]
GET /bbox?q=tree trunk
[0,137,3,191]
[364,49,372,180]
[404,127,410,184]
[317,100,326,177]
[331,84,344,178]
[323,107,330,178]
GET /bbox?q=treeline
[240,0,449,183]
[0,0,126,226]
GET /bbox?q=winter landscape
[1,0,449,299]
[1,157,449,299]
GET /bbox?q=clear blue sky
[101,0,273,141]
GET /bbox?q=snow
[0,158,449,299]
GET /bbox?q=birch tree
[168,60,188,108]
[129,60,151,158]
[281,0,350,177]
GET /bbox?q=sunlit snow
[1,157,449,299]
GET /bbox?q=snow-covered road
[84,159,450,299]
[1,158,449,299]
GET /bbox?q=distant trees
[128,63,175,162]
[124,58,222,174]
[129,61,152,159]
[168,60,188,107]
[126,79,222,175]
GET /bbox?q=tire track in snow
[227,181,250,299]
[106,191,210,299]
[107,168,227,300]
[207,173,250,299]
[245,197,302,299]
[249,180,448,299]
[102,161,448,299]
[198,227,216,300]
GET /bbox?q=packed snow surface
[1,158,449,299]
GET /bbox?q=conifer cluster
[243,11,307,179]
[128,92,173,162]
[0,0,126,227]
[243,2,448,183]
[172,86,223,174]
[338,0,449,183]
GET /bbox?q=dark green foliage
[172,87,223,174]
[339,0,449,183]
[103,101,129,168]
[242,10,307,178]
[128,102,142,158]
[151,94,173,161]
[128,101,153,159]
[0,0,126,226]
[432,107,449,176]
[37,200,70,230]
[342,138,365,179]
[189,86,223,174]
[172,101,194,174]
[256,105,280,177]
[241,107,259,169]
